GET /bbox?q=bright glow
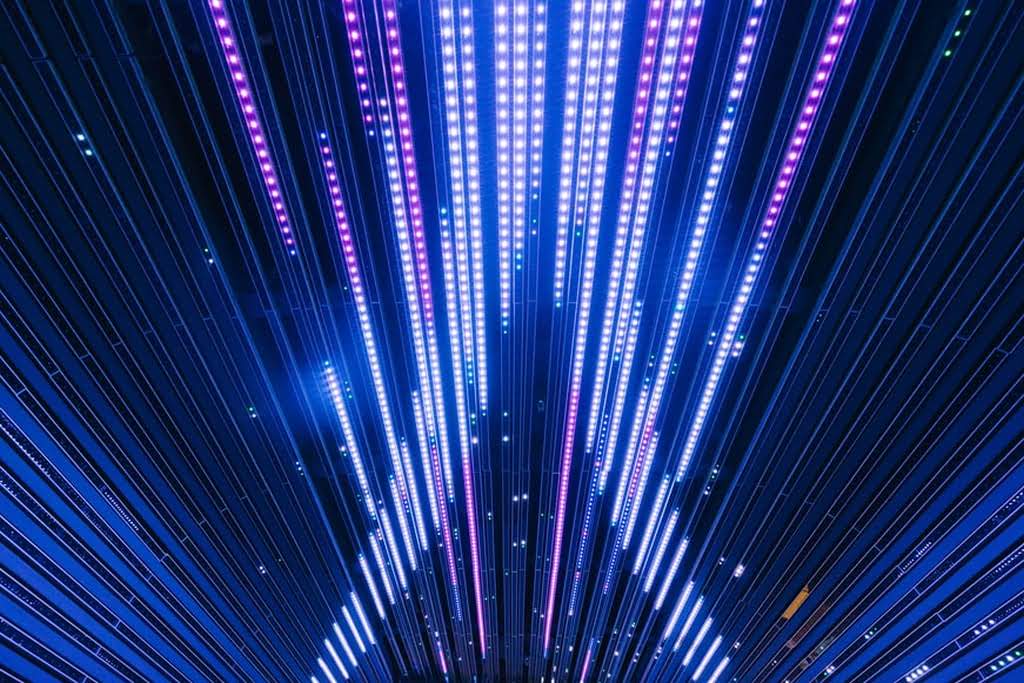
[707,656,731,683]
[693,635,722,679]
[682,617,713,664]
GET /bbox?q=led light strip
[611,415,655,524]
[341,606,367,653]
[614,0,770,589]
[377,516,407,591]
[584,0,696,455]
[206,0,297,254]
[655,538,688,610]
[581,642,594,681]
[358,553,386,618]
[495,1,513,321]
[437,1,488,409]
[601,428,659,595]
[339,0,375,126]
[333,626,357,669]
[387,478,418,571]
[324,639,349,680]
[325,365,375,516]
[341,0,454,507]
[319,139,427,549]
[633,475,672,568]
[327,365,412,601]
[514,1,546,307]
[351,593,376,645]
[318,655,343,683]
[439,193,488,654]
[368,532,396,606]
[669,594,702,648]
[693,635,722,680]
[707,656,731,683]
[675,0,856,487]
[342,0,474,629]
[399,439,429,548]
[377,0,459,509]
[620,430,661,549]
[682,617,712,662]
[550,0,592,300]
[543,0,627,653]
[411,391,440,530]
[596,0,706,496]
[413,392,463,621]
[463,0,490,408]
[605,0,762,503]
[495,0,547,324]
[306,591,378,683]
[641,508,678,591]
[637,1,858,564]
[330,627,355,669]
[663,581,694,639]
[609,0,772,581]
[522,2,546,249]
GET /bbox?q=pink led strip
[207,0,297,254]
[571,5,700,602]
[605,0,767,557]
[439,181,488,654]
[374,0,487,651]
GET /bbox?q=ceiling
[0,0,1022,681]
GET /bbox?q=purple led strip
[604,0,710,505]
[583,0,687,455]
[340,0,375,125]
[339,0,449,497]
[412,391,462,621]
[439,196,488,655]
[379,0,462,518]
[663,0,705,142]
[584,8,769,616]
[207,0,296,254]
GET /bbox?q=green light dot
[964,9,972,16]
[944,49,952,57]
